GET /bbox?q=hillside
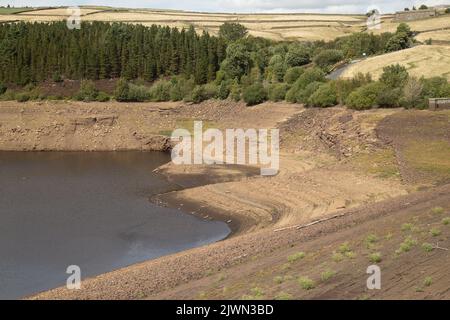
[0,6,371,41]
[340,45,450,80]
[2,6,450,43]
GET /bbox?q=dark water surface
[0,152,230,299]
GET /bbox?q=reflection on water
[0,152,229,299]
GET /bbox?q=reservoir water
[0,151,230,299]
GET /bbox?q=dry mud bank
[5,100,446,299]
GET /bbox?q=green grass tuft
[321,269,337,282]
[369,252,382,263]
[298,277,315,290]
[288,252,306,263]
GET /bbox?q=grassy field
[0,6,368,41]
[1,6,450,42]
[340,45,450,80]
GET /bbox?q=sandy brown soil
[2,100,447,300]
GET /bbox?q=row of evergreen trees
[0,21,227,85]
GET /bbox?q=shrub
[335,73,373,105]
[401,77,424,108]
[203,83,218,100]
[150,80,170,102]
[229,79,241,101]
[268,83,289,102]
[295,67,326,90]
[217,80,231,100]
[243,83,267,106]
[96,91,110,102]
[285,68,325,103]
[192,85,206,104]
[294,81,322,105]
[114,78,130,101]
[218,22,248,42]
[430,228,441,237]
[308,82,337,108]
[421,77,450,99]
[74,80,98,101]
[267,54,287,82]
[422,243,434,252]
[0,83,7,95]
[369,252,382,263]
[127,84,150,101]
[313,49,344,69]
[321,269,336,281]
[285,43,311,67]
[168,78,185,101]
[346,82,384,110]
[376,87,402,108]
[298,277,315,290]
[380,64,409,88]
[284,66,304,84]
[16,92,30,102]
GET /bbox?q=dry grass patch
[341,46,450,81]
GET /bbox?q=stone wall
[429,98,450,110]
[394,9,437,21]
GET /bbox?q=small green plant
[332,252,344,262]
[442,217,450,225]
[338,242,352,254]
[396,236,417,254]
[274,276,284,284]
[298,277,315,290]
[275,292,292,300]
[385,233,393,240]
[241,287,265,300]
[422,243,434,252]
[431,207,444,215]
[430,228,441,237]
[288,252,306,263]
[365,234,379,248]
[369,252,382,263]
[423,277,433,287]
[320,269,336,282]
[401,223,414,232]
[344,251,356,259]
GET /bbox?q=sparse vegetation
[421,243,434,252]
[275,292,292,300]
[298,277,315,290]
[431,207,444,215]
[423,277,433,287]
[369,252,382,263]
[401,223,414,232]
[320,269,336,281]
[396,236,418,254]
[288,252,306,263]
[429,228,441,237]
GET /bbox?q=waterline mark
[171,121,279,176]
